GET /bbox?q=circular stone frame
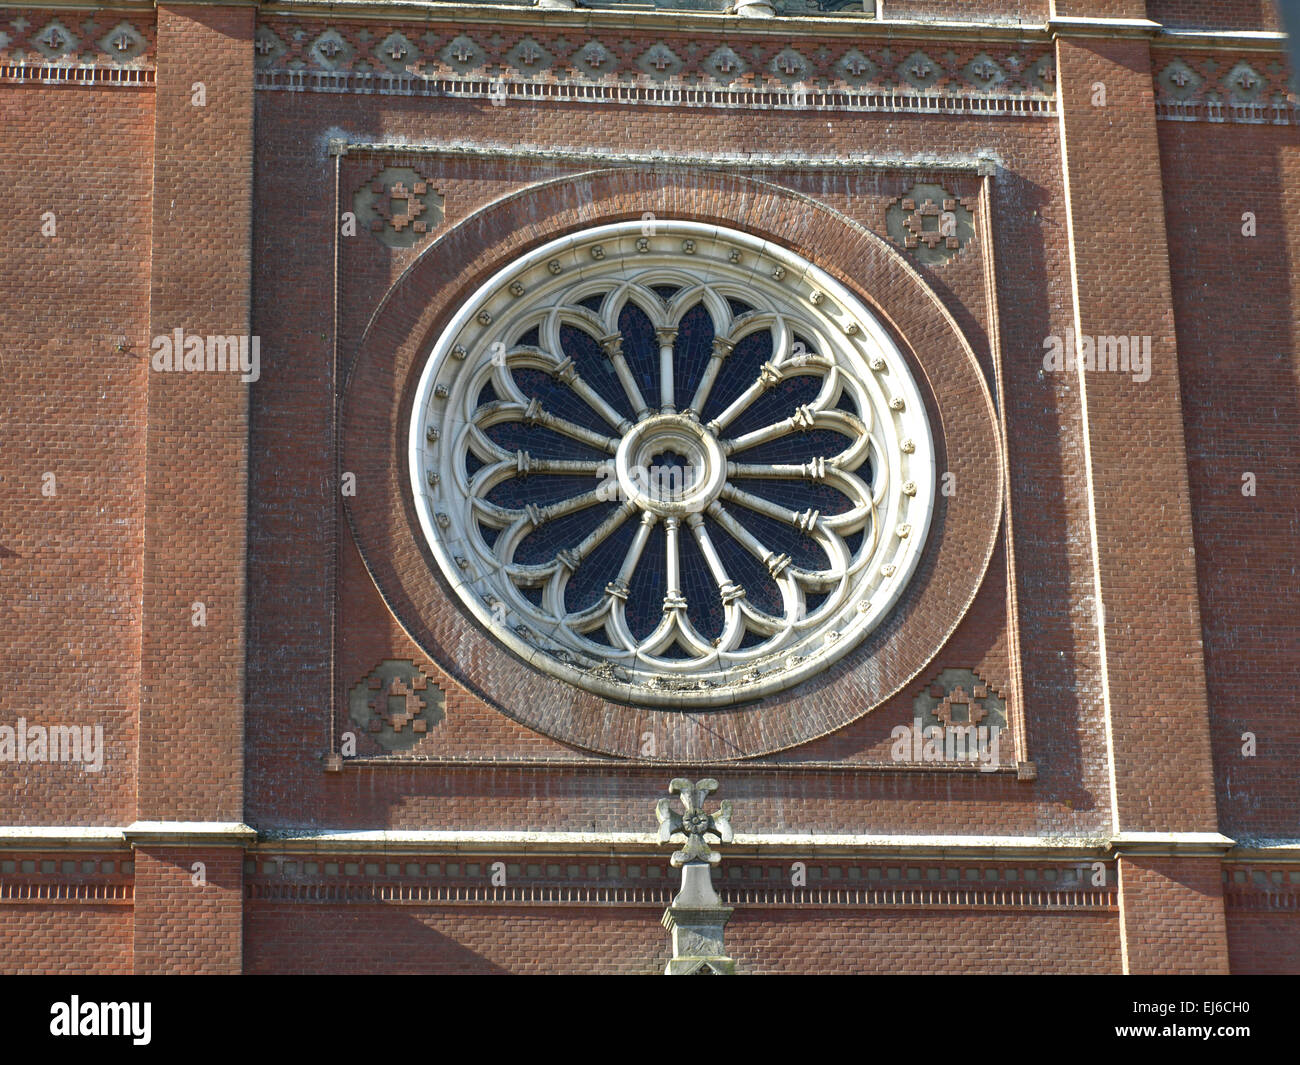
[408,220,937,707]
[341,168,1003,761]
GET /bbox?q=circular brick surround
[341,168,1003,761]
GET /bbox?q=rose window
[410,221,935,707]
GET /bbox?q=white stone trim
[336,139,1003,174]
[1107,831,1237,856]
[0,62,153,87]
[17,825,1300,861]
[123,821,259,845]
[254,830,1113,857]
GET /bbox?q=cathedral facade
[1,0,1297,973]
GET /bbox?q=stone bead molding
[1223,866,1300,910]
[409,219,937,708]
[0,12,154,84]
[255,21,1056,116]
[241,856,1117,911]
[1154,53,1299,125]
[0,854,134,904]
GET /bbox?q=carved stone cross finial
[655,778,733,867]
[654,779,737,974]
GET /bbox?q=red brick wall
[1159,120,1300,840]
[244,902,1120,974]
[728,909,1121,974]
[0,906,133,974]
[1226,911,1300,974]
[0,81,152,826]
[1118,856,1230,973]
[1147,0,1283,30]
[138,3,253,823]
[132,847,243,974]
[1055,37,1219,836]
[246,904,670,974]
[0,1,1295,975]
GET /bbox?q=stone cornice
[330,139,1004,173]
[1047,15,1160,40]
[7,825,1300,862]
[123,820,259,845]
[1106,831,1236,858]
[1152,29,1291,51]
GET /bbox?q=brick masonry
[0,0,1296,974]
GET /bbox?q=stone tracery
[410,221,935,706]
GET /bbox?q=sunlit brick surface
[0,0,1295,974]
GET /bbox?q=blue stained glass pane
[484,421,605,461]
[730,476,859,516]
[617,302,660,401]
[702,329,773,421]
[842,528,865,557]
[726,374,823,438]
[624,521,667,640]
[479,523,500,548]
[560,325,629,420]
[577,293,605,313]
[652,285,680,302]
[705,517,783,617]
[485,474,597,510]
[512,366,611,435]
[730,428,856,466]
[478,380,500,407]
[726,505,826,570]
[727,298,755,318]
[673,303,714,412]
[465,451,485,478]
[513,501,618,567]
[564,514,636,614]
[515,326,541,347]
[678,524,723,639]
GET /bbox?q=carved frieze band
[1154,54,1297,125]
[244,880,1115,909]
[0,12,154,84]
[255,22,1056,116]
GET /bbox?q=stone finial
[655,778,733,867]
[655,778,737,974]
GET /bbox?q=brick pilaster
[1118,856,1230,974]
[1055,34,1227,969]
[133,847,245,974]
[137,3,256,971]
